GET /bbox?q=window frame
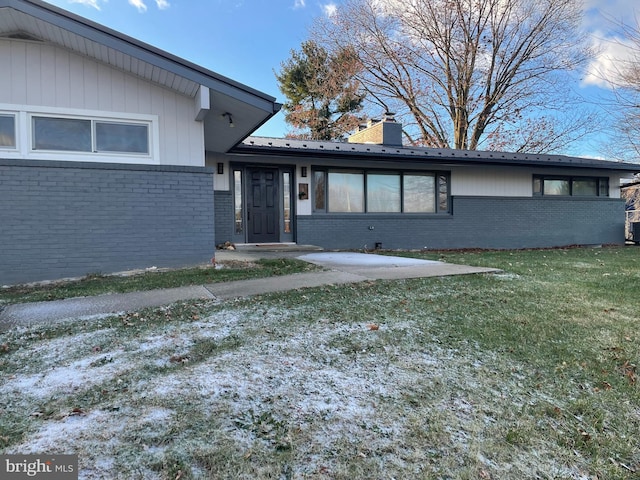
[0,104,158,164]
[31,114,151,156]
[533,175,609,197]
[313,167,450,214]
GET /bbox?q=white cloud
[583,34,636,88]
[322,2,337,17]
[579,0,639,89]
[128,0,147,12]
[293,0,305,9]
[69,0,102,9]
[126,0,170,12]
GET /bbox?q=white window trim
[0,104,160,165]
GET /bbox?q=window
[572,178,598,196]
[599,178,609,196]
[544,179,570,196]
[33,117,92,151]
[32,115,149,155]
[0,114,16,148]
[234,170,243,234]
[313,168,449,214]
[95,121,149,154]
[367,173,400,212]
[533,175,609,197]
[403,174,435,213]
[328,171,364,212]
[313,170,326,211]
[283,172,291,233]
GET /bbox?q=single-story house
[1,0,639,285]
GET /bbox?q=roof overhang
[234,137,640,173]
[0,0,280,152]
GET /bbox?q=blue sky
[43,0,334,138]
[42,0,638,156]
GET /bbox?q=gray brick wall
[214,191,234,245]
[296,196,626,250]
[0,159,215,285]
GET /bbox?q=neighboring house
[1,0,638,285]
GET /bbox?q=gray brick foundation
[295,196,626,250]
[0,159,215,285]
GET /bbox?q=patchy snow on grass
[1,302,597,479]
[494,272,521,280]
[10,328,114,368]
[5,355,128,400]
[7,407,169,480]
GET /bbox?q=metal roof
[236,136,640,172]
[0,0,281,152]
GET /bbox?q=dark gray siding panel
[0,160,215,285]
[296,196,626,250]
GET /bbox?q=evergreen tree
[276,40,364,140]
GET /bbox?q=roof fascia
[232,144,640,173]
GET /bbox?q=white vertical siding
[0,38,204,166]
[207,151,230,191]
[451,167,533,196]
[452,166,627,198]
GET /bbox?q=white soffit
[0,7,200,97]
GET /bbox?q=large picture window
[314,168,449,214]
[367,173,401,212]
[32,115,150,155]
[404,174,435,213]
[0,114,16,148]
[328,171,364,212]
[533,175,609,197]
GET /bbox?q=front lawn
[0,258,318,305]
[1,246,638,479]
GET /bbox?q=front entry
[247,167,279,243]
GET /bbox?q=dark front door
[248,168,279,243]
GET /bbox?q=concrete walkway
[0,249,499,331]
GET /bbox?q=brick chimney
[348,112,403,146]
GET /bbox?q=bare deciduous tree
[313,0,596,152]
[601,15,640,161]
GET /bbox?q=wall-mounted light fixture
[221,112,234,128]
[301,166,307,177]
[217,163,224,175]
